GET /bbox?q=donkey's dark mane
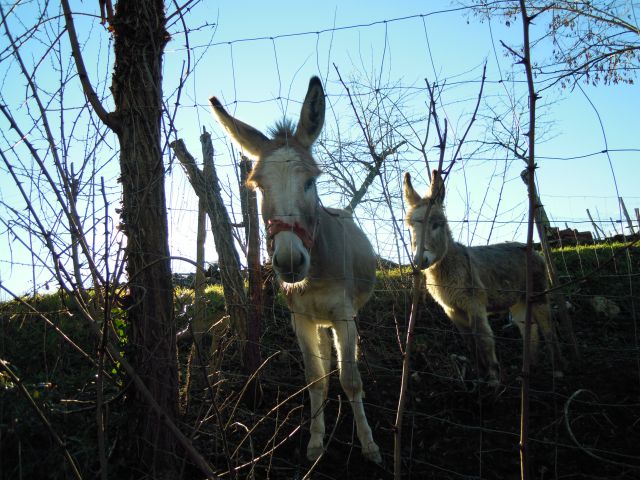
[268,119,296,140]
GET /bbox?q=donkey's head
[403,169,451,269]
[210,77,325,285]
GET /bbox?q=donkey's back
[466,242,548,313]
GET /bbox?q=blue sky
[166,1,639,259]
[0,1,638,297]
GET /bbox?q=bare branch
[451,63,487,163]
[334,64,407,211]
[60,0,119,132]
[346,140,406,212]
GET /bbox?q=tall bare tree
[64,0,179,473]
[106,0,178,471]
[0,0,191,475]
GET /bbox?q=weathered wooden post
[170,132,250,367]
[239,155,263,405]
[586,209,605,241]
[520,169,579,360]
[182,145,212,412]
[619,197,636,235]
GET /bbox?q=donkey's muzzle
[268,219,314,251]
[273,249,308,283]
[413,251,433,270]
[271,231,311,284]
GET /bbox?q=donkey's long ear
[429,169,445,204]
[403,172,422,207]
[209,96,270,159]
[294,77,325,149]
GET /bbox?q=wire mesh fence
[0,2,639,479]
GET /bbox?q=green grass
[552,243,639,310]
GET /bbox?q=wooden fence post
[239,155,263,405]
[520,170,579,360]
[586,209,605,240]
[171,132,252,375]
[619,197,635,235]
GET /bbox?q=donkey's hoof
[362,441,382,464]
[486,373,501,388]
[306,445,325,462]
[485,364,501,388]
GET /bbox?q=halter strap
[267,218,315,251]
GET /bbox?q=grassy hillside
[1,243,638,479]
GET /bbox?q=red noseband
[267,219,315,251]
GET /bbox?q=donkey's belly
[485,286,524,313]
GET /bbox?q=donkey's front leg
[469,310,500,387]
[292,314,331,461]
[333,318,381,464]
[447,307,500,386]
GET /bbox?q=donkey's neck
[307,206,370,286]
[427,237,469,281]
[308,207,344,271]
[281,205,376,313]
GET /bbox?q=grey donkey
[210,77,381,463]
[404,169,564,385]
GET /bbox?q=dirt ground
[187,267,640,480]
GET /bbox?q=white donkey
[209,77,381,463]
[404,169,563,385]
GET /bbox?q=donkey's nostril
[272,248,309,283]
[273,249,305,272]
[413,253,430,270]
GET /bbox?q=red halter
[267,218,315,251]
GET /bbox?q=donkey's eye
[432,221,442,230]
[304,178,315,192]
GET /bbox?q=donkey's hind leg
[332,316,381,464]
[291,313,331,461]
[510,302,541,365]
[468,310,500,387]
[532,302,564,378]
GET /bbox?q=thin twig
[518,2,537,478]
[564,389,640,470]
[303,396,342,480]
[394,66,478,478]
[96,178,110,480]
[0,284,97,369]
